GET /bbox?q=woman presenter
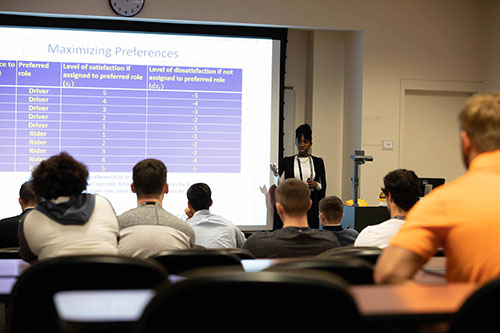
[278,124,326,229]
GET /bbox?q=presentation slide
[0,24,281,230]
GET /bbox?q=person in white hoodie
[19,152,119,262]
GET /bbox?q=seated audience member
[19,152,119,262]
[0,181,39,248]
[319,196,358,246]
[243,178,339,258]
[354,169,420,248]
[118,158,195,258]
[375,92,500,284]
[185,183,246,248]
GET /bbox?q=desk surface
[0,259,29,277]
[54,289,155,323]
[241,256,448,282]
[350,282,478,321]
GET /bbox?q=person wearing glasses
[354,169,421,249]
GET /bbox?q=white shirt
[187,209,246,248]
[354,218,405,249]
[278,156,322,190]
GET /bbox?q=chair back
[449,277,500,333]
[152,249,243,275]
[210,247,256,259]
[0,247,20,259]
[7,254,168,333]
[265,256,375,284]
[135,270,360,331]
[317,246,383,265]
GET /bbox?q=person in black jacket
[277,124,326,229]
[0,181,39,248]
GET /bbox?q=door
[400,89,472,183]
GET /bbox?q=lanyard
[296,155,314,181]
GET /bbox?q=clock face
[109,0,145,17]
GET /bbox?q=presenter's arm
[312,157,326,196]
[278,157,288,178]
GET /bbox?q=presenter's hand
[307,179,319,190]
[184,207,194,219]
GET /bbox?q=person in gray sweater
[118,158,195,259]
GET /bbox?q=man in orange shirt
[375,92,500,284]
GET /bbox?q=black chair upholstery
[151,249,243,275]
[449,277,500,333]
[209,247,256,259]
[7,254,169,333]
[0,247,20,259]
[264,256,375,285]
[317,246,383,265]
[134,270,361,332]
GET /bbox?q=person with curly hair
[18,152,119,262]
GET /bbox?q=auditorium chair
[263,256,375,285]
[449,276,500,333]
[134,270,362,332]
[151,248,243,275]
[317,246,383,265]
[7,254,168,333]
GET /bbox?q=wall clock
[109,0,145,17]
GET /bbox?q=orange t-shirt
[389,149,500,284]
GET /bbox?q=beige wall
[483,0,500,92]
[0,0,490,204]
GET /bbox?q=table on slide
[0,60,242,173]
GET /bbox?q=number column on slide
[60,63,148,172]
[146,66,243,173]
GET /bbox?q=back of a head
[382,169,421,212]
[459,92,500,153]
[295,123,312,142]
[31,152,88,200]
[133,159,166,198]
[319,196,344,222]
[19,180,39,206]
[187,183,212,211]
[276,178,310,217]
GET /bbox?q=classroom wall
[482,0,500,93]
[0,0,489,204]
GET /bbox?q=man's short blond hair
[276,178,310,217]
[459,92,500,153]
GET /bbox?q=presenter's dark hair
[19,181,39,205]
[133,158,167,197]
[31,152,88,200]
[319,196,344,222]
[295,124,312,142]
[382,169,421,212]
[187,183,212,211]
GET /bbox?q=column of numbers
[101,90,107,171]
